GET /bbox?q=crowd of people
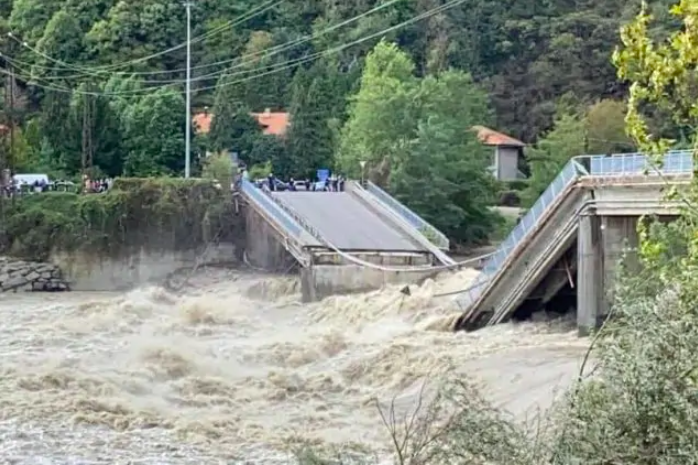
[0,173,114,197]
[252,172,346,192]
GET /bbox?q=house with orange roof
[471,125,526,181]
[192,108,290,137]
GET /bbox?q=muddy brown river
[0,268,587,463]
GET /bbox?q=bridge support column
[577,214,603,336]
[578,214,640,336]
[601,216,640,316]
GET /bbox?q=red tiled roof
[471,125,525,147]
[192,110,289,136]
[192,112,212,133]
[251,111,289,136]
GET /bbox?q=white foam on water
[0,267,587,463]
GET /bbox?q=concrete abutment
[244,206,297,271]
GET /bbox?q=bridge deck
[272,191,425,252]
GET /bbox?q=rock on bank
[0,257,69,292]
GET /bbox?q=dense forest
[0,0,687,244]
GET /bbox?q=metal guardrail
[244,179,333,250]
[240,179,305,237]
[347,181,455,265]
[456,150,694,311]
[365,181,450,250]
[587,150,693,174]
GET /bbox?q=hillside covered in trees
[0,0,688,244]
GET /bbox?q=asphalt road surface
[272,191,424,251]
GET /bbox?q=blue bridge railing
[365,181,450,250]
[457,150,694,312]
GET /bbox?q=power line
[5,0,281,76]
[6,0,406,82]
[0,0,467,98]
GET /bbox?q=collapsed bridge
[454,151,690,335]
[240,178,454,301]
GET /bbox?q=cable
[248,179,491,274]
[5,0,281,75]
[8,0,405,80]
[2,0,467,97]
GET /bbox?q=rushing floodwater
[0,268,588,463]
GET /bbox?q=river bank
[0,256,69,292]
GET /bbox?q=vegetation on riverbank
[2,0,683,247]
[295,1,698,463]
[0,178,239,261]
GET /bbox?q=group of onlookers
[254,173,346,192]
[0,173,114,197]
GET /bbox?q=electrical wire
[5,0,282,75]
[8,0,406,80]
[0,0,467,97]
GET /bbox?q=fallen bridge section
[454,151,692,335]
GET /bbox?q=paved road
[272,191,425,251]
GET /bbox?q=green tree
[201,151,234,189]
[85,0,187,72]
[286,64,335,178]
[33,9,86,172]
[209,74,262,163]
[8,0,65,43]
[545,4,698,463]
[248,135,289,178]
[122,88,185,176]
[586,98,635,154]
[522,111,586,206]
[338,40,417,179]
[33,9,86,76]
[390,70,499,244]
[238,31,291,111]
[68,84,123,176]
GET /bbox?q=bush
[498,190,521,207]
[0,177,239,260]
[503,179,528,192]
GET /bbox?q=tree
[8,0,65,43]
[85,0,187,72]
[286,63,336,178]
[33,9,86,172]
[248,135,289,178]
[209,75,262,164]
[68,84,123,176]
[33,9,85,75]
[201,151,234,189]
[390,70,499,244]
[341,42,499,243]
[338,40,418,179]
[586,99,635,154]
[122,88,186,176]
[522,111,586,207]
[239,31,291,111]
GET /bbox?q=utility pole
[184,0,192,178]
[82,83,94,180]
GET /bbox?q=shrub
[0,177,239,260]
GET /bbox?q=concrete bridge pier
[577,214,640,336]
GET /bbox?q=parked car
[255,178,288,191]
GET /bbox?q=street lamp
[359,160,366,186]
